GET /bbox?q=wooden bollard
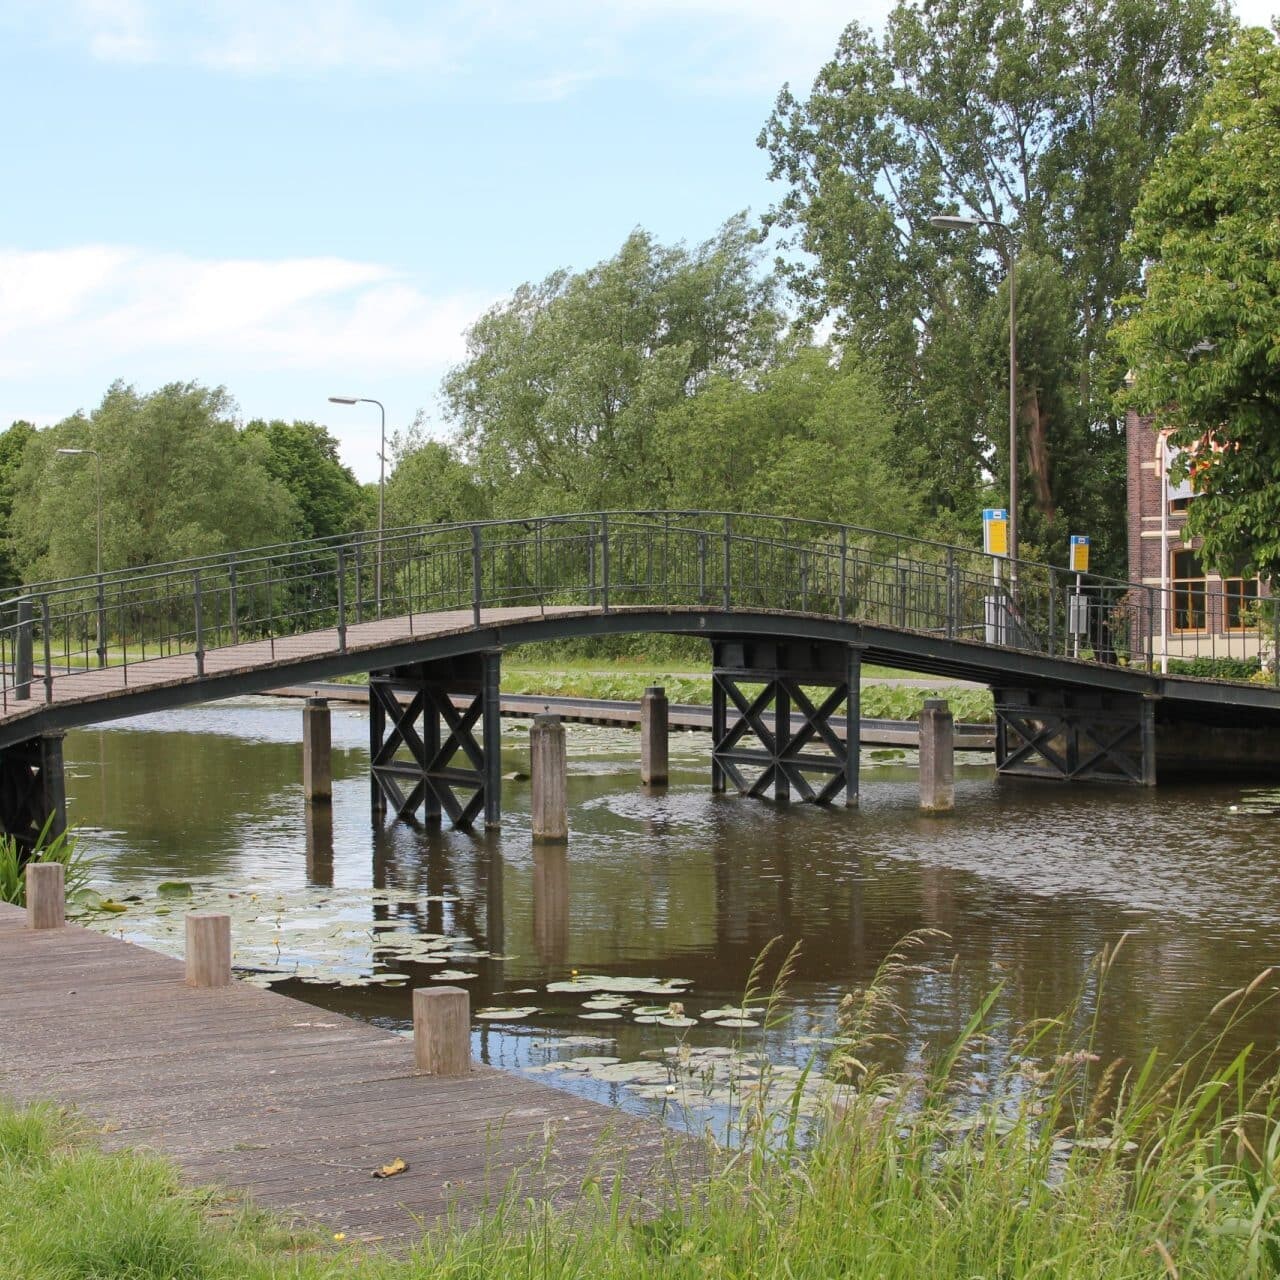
[185,913,232,987]
[302,698,332,803]
[414,986,471,1076]
[530,715,568,843]
[919,697,955,812]
[25,862,65,930]
[640,685,669,786]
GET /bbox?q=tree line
[6,0,1274,591]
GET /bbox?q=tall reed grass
[3,935,1280,1277]
[0,816,92,908]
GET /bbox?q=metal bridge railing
[0,511,1273,713]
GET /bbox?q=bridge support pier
[369,651,503,830]
[302,698,332,803]
[993,687,1156,785]
[711,641,861,806]
[0,733,66,854]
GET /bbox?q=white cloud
[0,244,485,380]
[38,0,883,94]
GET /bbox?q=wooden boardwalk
[0,902,684,1244]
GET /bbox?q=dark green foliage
[1167,656,1261,682]
[758,0,1231,573]
[1116,26,1280,583]
[242,418,364,541]
[0,421,35,591]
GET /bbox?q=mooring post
[25,862,64,930]
[413,986,471,1076]
[185,913,232,987]
[530,714,568,842]
[919,697,955,812]
[640,685,669,786]
[302,697,332,803]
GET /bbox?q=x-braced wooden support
[994,687,1156,786]
[369,652,503,830]
[0,733,67,854]
[711,641,861,806]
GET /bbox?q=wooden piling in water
[530,715,568,842]
[919,698,955,812]
[302,698,332,803]
[413,986,471,1076]
[640,686,669,786]
[25,862,64,930]
[185,913,232,987]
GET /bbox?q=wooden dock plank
[0,902,688,1241]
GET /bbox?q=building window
[1171,549,1205,630]
[1225,577,1259,630]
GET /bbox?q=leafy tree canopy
[1116,25,1280,581]
[12,382,298,582]
[759,0,1231,571]
[442,215,782,516]
[242,418,364,542]
[384,417,490,529]
[0,422,36,590]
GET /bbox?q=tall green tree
[758,0,1231,571]
[13,382,298,582]
[0,421,36,590]
[1116,26,1280,582]
[443,216,781,516]
[242,418,364,542]
[654,344,920,533]
[384,419,489,529]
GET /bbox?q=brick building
[1126,407,1264,662]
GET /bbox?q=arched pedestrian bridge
[2,511,1277,844]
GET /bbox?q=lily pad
[430,970,478,981]
[156,882,194,898]
[580,1011,624,1021]
[476,1007,539,1020]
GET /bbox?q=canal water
[62,697,1280,1135]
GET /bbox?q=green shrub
[0,819,93,908]
[1168,656,1261,681]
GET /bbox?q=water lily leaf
[99,900,128,914]
[580,1011,623,1021]
[71,888,104,909]
[430,970,477,981]
[371,1157,408,1179]
[633,1015,664,1024]
[475,1007,539,1020]
[658,1015,697,1028]
[715,1017,760,1028]
[156,882,193,898]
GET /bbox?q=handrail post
[839,528,848,620]
[1148,585,1156,672]
[41,595,53,703]
[228,556,239,646]
[697,533,707,605]
[95,575,107,669]
[336,547,348,652]
[471,525,483,627]
[193,571,205,677]
[354,540,364,623]
[1047,568,1057,655]
[945,547,956,638]
[723,514,732,611]
[14,597,32,701]
[601,514,610,614]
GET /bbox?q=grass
[4,938,1280,1277]
[500,666,996,724]
[0,819,93,907]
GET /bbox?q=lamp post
[929,214,1019,594]
[328,395,386,614]
[55,446,104,665]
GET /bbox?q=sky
[2,1,1276,482]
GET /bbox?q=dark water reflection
[63,698,1280,1121]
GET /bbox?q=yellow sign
[983,508,1008,557]
[1069,535,1090,573]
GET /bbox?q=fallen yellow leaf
[372,1157,408,1179]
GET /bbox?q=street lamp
[55,446,105,667]
[328,395,386,614]
[55,448,102,578]
[929,214,1019,592]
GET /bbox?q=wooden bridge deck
[0,902,684,1244]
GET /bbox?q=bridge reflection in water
[1,511,1278,847]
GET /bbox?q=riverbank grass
[4,949,1279,1276]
